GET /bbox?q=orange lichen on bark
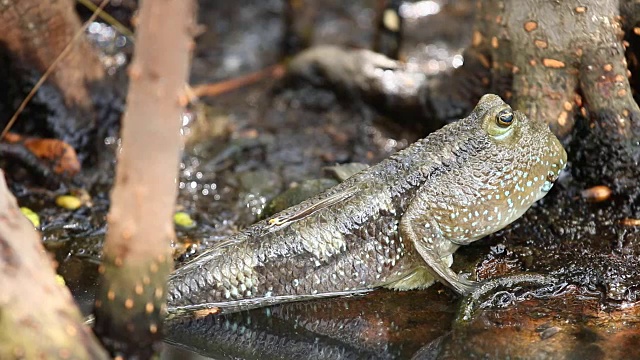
[542,58,566,68]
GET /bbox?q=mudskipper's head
[434,94,567,243]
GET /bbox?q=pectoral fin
[400,197,477,295]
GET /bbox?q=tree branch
[92,0,196,357]
[0,170,108,359]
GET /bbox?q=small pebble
[620,218,640,226]
[55,195,82,210]
[20,207,40,228]
[174,212,196,228]
[581,185,612,203]
[55,274,66,286]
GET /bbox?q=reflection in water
[166,288,457,359]
[399,1,441,19]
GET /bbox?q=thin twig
[0,0,111,140]
[191,63,285,99]
[75,0,135,40]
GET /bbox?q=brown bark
[504,0,636,137]
[92,0,196,358]
[420,1,635,142]
[0,0,104,109]
[0,170,108,359]
[436,0,639,137]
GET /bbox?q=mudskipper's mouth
[542,170,560,192]
[542,136,567,193]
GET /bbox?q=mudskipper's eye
[496,109,514,127]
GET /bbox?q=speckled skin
[167,94,567,314]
